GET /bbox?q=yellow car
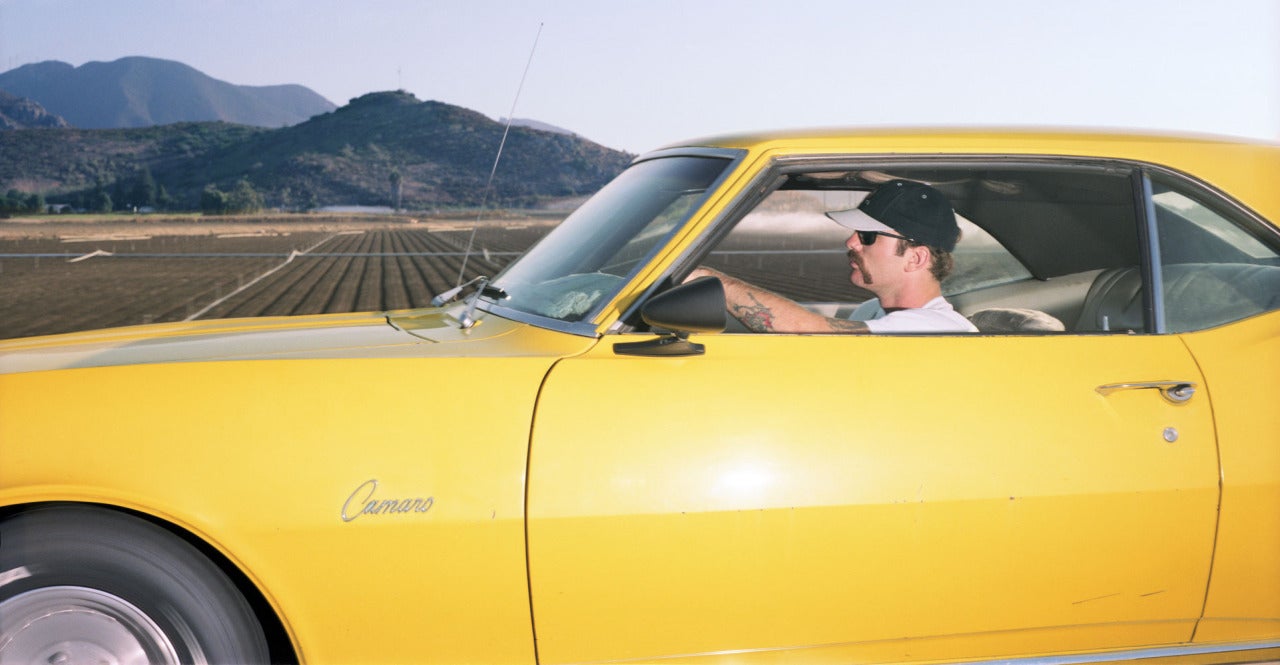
[2,128,1278,665]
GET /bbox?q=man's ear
[904,245,932,273]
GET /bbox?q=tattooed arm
[686,267,870,334]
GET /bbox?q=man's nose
[846,233,862,250]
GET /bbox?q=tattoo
[828,318,870,333]
[731,293,777,332]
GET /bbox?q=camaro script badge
[341,479,435,523]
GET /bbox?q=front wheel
[0,505,269,665]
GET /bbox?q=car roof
[659,125,1279,153]
[656,126,1280,211]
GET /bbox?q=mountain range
[0,57,632,212]
[0,57,336,129]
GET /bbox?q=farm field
[0,216,557,340]
[0,215,867,341]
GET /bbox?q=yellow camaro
[2,129,1278,664]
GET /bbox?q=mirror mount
[612,332,705,357]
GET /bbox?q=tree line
[0,168,289,217]
[4,168,174,215]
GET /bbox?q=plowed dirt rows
[2,220,860,341]
[0,224,554,340]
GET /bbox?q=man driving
[687,179,978,333]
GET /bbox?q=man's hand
[683,266,722,284]
[683,266,867,334]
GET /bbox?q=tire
[0,505,269,665]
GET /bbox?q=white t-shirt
[849,297,978,333]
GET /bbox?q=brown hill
[0,91,633,212]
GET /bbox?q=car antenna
[444,21,544,321]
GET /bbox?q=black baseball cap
[826,179,960,252]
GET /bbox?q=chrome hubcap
[0,586,181,665]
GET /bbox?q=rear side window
[1151,176,1280,332]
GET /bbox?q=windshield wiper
[456,278,510,329]
[430,277,509,329]
[479,283,508,300]
[430,276,488,307]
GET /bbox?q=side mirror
[613,277,726,356]
[640,276,726,334]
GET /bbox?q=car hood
[0,307,591,374]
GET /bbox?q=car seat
[1076,263,1280,333]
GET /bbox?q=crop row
[0,226,552,339]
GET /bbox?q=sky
[1,0,1277,154]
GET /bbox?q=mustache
[847,249,873,284]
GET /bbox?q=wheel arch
[0,500,299,665]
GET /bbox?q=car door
[1140,174,1280,644]
[1183,313,1280,644]
[526,330,1219,664]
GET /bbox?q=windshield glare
[490,155,732,323]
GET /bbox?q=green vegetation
[0,91,633,214]
[201,179,264,215]
[1,189,44,215]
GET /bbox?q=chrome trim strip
[972,640,1280,665]
[475,303,601,337]
[1139,171,1168,333]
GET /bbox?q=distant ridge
[0,90,634,211]
[0,56,336,129]
[169,90,633,208]
[0,89,70,129]
[502,117,576,137]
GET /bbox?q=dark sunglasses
[855,230,912,246]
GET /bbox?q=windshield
[488,154,733,324]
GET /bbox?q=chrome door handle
[1096,381,1197,404]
